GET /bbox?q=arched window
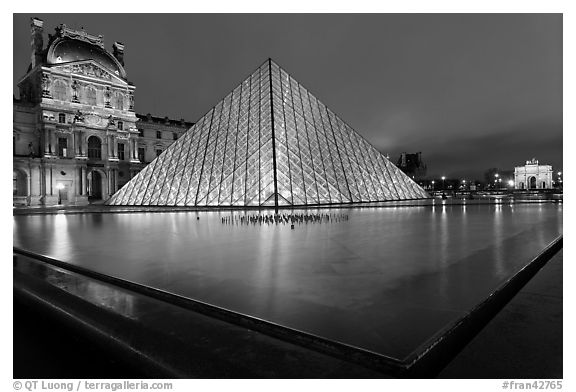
[85,86,97,106]
[87,136,102,160]
[115,93,124,110]
[52,80,67,101]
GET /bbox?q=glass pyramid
[107,59,429,207]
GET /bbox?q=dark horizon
[13,13,563,181]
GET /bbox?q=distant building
[397,152,426,180]
[13,18,192,206]
[514,158,553,190]
[135,113,193,165]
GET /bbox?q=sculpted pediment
[50,60,127,84]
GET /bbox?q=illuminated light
[56,183,64,190]
[495,173,499,178]
[508,180,514,186]
[558,172,562,176]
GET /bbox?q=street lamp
[508,180,514,187]
[431,180,435,191]
[56,183,64,204]
[441,176,446,190]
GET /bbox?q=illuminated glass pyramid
[107,59,429,207]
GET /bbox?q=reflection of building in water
[514,158,553,189]
[13,18,192,206]
[396,152,426,180]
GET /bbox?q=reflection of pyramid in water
[108,59,429,207]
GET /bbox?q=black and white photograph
[9,5,568,386]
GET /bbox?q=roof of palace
[44,24,127,80]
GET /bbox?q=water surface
[13,203,562,359]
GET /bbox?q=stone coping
[13,236,562,377]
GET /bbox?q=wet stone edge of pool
[13,235,563,378]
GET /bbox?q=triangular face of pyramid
[107,59,429,207]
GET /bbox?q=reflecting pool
[13,203,562,360]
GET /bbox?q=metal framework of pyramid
[107,59,429,207]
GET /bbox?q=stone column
[77,167,82,195]
[126,138,131,162]
[106,135,112,158]
[108,169,114,196]
[74,131,80,156]
[67,133,74,158]
[39,164,46,204]
[114,170,118,193]
[51,131,57,156]
[80,132,86,156]
[45,129,54,156]
[44,130,50,156]
[82,167,88,195]
[113,137,118,158]
[49,165,53,195]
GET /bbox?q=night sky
[13,13,562,180]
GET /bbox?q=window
[86,86,97,106]
[58,113,66,124]
[87,136,102,160]
[58,137,68,157]
[173,132,178,140]
[118,143,125,160]
[138,128,144,137]
[138,147,145,162]
[117,121,123,130]
[156,131,162,139]
[53,81,67,101]
[156,149,162,157]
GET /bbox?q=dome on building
[46,37,126,79]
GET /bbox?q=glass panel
[166,130,195,205]
[148,144,176,205]
[195,103,223,205]
[186,110,214,206]
[142,153,166,205]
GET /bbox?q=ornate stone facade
[514,158,553,190]
[13,18,192,206]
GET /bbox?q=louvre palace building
[14,18,428,208]
[13,18,193,206]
